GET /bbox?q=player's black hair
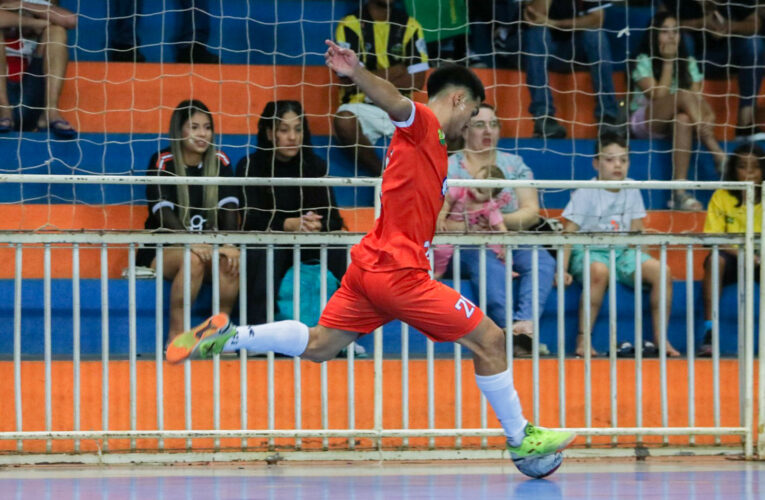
[426,64,485,102]
[724,142,765,206]
[595,132,628,157]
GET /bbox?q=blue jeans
[524,27,618,120]
[457,247,556,328]
[682,31,764,111]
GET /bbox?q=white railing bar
[634,246,643,444]
[427,249,435,451]
[401,323,410,449]
[531,246,540,424]
[0,174,750,191]
[43,243,51,453]
[155,244,164,450]
[13,243,22,452]
[506,246,514,367]
[0,231,745,247]
[345,246,354,451]
[0,427,748,441]
[238,244,248,450]
[72,244,81,453]
[478,245,487,449]
[453,246,462,450]
[212,244,221,451]
[320,246,329,451]
[100,244,109,452]
[556,245,565,429]
[743,183,755,459]
[292,245,302,451]
[738,257,746,434]
[583,247,592,446]
[685,245,695,446]
[712,245,721,446]
[266,245,275,450]
[373,326,383,451]
[659,245,669,446]
[759,189,765,457]
[183,245,193,450]
[608,246,617,446]
[128,244,137,451]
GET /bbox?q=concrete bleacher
[0,1,758,356]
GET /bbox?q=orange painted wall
[0,359,755,454]
[59,63,757,140]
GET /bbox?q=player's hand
[555,272,573,287]
[325,39,360,78]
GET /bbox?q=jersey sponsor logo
[438,128,446,146]
[454,296,476,319]
[189,214,207,232]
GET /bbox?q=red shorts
[319,262,484,342]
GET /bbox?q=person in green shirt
[699,143,764,356]
[629,11,725,212]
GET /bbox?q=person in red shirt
[166,40,575,476]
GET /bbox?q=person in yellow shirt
[700,143,764,356]
[332,0,428,176]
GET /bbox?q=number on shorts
[455,296,476,319]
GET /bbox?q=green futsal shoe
[506,423,576,460]
[166,313,237,364]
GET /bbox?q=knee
[589,263,609,288]
[333,111,358,141]
[676,112,691,125]
[187,253,207,281]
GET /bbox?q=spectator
[630,11,725,212]
[523,0,623,138]
[445,103,556,350]
[333,0,428,176]
[108,0,219,63]
[699,143,764,356]
[236,100,347,326]
[136,99,240,341]
[0,0,77,137]
[466,0,525,69]
[561,133,680,357]
[661,0,764,139]
[434,164,509,279]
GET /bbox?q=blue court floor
[1,458,763,499]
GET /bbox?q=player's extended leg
[456,315,575,464]
[166,313,359,363]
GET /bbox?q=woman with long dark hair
[630,11,725,211]
[137,99,241,340]
[236,100,347,327]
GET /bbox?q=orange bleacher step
[60,63,757,140]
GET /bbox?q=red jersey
[351,101,448,272]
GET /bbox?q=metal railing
[0,176,759,464]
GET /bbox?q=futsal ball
[513,452,563,479]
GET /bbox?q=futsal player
[167,39,575,474]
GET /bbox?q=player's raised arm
[325,39,412,123]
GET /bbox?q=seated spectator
[522,0,623,138]
[561,133,680,357]
[661,0,764,139]
[467,0,525,69]
[137,99,240,341]
[107,0,219,63]
[630,11,725,212]
[333,0,428,176]
[0,0,77,137]
[699,143,764,356]
[445,103,556,351]
[236,100,347,327]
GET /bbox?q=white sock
[223,320,309,358]
[475,369,528,446]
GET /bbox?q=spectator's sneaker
[697,331,713,358]
[507,424,576,460]
[166,313,235,364]
[533,117,566,139]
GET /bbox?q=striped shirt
[335,5,428,104]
